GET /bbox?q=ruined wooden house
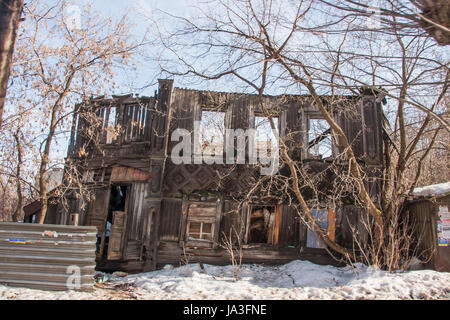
[55,79,385,272]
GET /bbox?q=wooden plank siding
[132,184,146,240]
[125,182,148,254]
[335,205,369,249]
[407,195,450,272]
[278,205,302,247]
[159,199,183,241]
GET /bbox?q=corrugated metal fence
[0,222,97,291]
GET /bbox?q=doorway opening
[102,185,127,258]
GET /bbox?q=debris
[113,271,128,277]
[7,238,34,244]
[43,231,58,238]
[94,272,108,283]
[113,281,136,290]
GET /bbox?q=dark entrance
[248,205,276,244]
[102,185,127,258]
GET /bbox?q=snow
[413,182,450,197]
[0,260,449,300]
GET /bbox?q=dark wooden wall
[155,196,367,268]
[159,199,183,241]
[407,195,450,272]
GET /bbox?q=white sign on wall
[437,205,450,247]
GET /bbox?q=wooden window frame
[251,111,285,162]
[182,199,223,249]
[245,204,281,246]
[196,109,228,158]
[187,220,214,242]
[306,114,336,159]
[253,115,280,154]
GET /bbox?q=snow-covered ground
[1,260,449,300]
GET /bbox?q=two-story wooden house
[55,79,384,272]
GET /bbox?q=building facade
[56,79,385,272]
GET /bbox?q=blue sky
[72,0,189,20]
[62,0,192,96]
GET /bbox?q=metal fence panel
[0,222,97,291]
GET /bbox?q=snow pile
[0,260,449,300]
[413,182,450,197]
[123,261,449,300]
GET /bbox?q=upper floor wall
[167,87,384,165]
[66,79,384,169]
[67,79,173,160]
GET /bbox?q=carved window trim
[182,199,223,248]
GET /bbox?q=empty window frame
[247,205,277,245]
[82,167,112,184]
[71,113,80,148]
[254,116,279,155]
[199,110,226,156]
[82,168,103,183]
[105,107,117,144]
[307,118,332,159]
[97,106,119,144]
[124,103,149,142]
[102,107,117,129]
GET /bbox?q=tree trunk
[37,110,57,224]
[37,71,75,224]
[12,130,22,222]
[416,0,450,45]
[0,0,24,128]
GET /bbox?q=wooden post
[327,209,336,241]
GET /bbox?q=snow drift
[0,260,449,300]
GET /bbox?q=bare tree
[150,0,448,269]
[320,0,450,45]
[2,0,141,224]
[221,228,243,281]
[0,98,37,222]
